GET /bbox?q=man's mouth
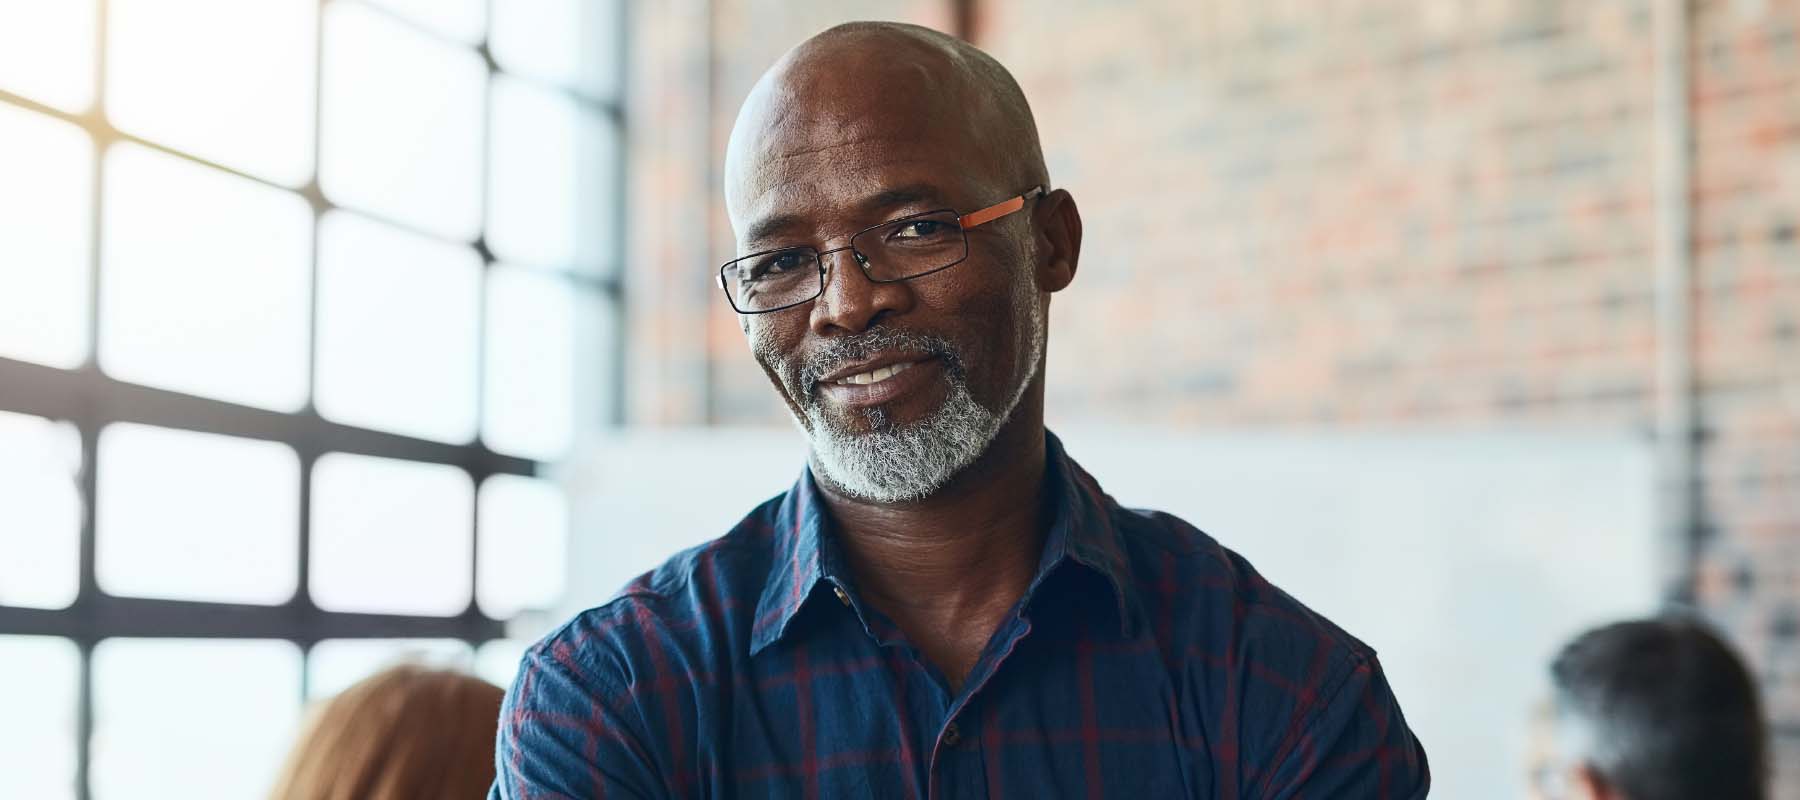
[815,351,933,389]
[827,359,921,386]
[812,353,942,410]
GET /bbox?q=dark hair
[1549,617,1767,800]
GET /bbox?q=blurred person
[1529,617,1768,800]
[494,21,1427,798]
[271,665,503,800]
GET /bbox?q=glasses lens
[852,211,966,282]
[724,248,818,312]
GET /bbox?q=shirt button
[941,721,962,747]
[832,585,851,607]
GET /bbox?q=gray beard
[758,303,1044,504]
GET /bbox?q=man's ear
[1573,763,1620,800]
[1033,188,1082,293]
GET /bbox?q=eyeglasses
[718,186,1047,314]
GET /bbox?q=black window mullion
[298,0,327,705]
[471,0,497,645]
[74,1,110,793]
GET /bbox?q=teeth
[833,361,914,386]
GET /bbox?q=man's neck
[812,404,1051,689]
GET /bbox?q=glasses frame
[718,185,1048,314]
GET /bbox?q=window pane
[488,76,619,273]
[0,0,96,113]
[311,453,473,616]
[572,284,619,429]
[315,212,481,443]
[91,639,301,800]
[96,424,298,605]
[0,411,81,610]
[490,0,619,100]
[475,638,529,691]
[100,143,312,411]
[0,636,79,800]
[0,104,91,369]
[306,638,473,700]
[364,0,485,46]
[106,0,315,186]
[484,265,575,460]
[477,475,567,619]
[319,2,485,241]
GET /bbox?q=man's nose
[809,247,910,335]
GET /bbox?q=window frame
[0,2,628,797]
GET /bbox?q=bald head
[719,23,1084,505]
[724,22,1047,236]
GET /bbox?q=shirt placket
[924,702,984,799]
[925,614,1034,800]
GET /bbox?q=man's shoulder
[1113,504,1378,671]
[526,492,787,680]
[1107,504,1428,794]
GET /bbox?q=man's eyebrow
[744,212,804,246]
[741,184,951,246]
[857,184,947,214]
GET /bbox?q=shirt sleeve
[1257,655,1430,799]
[490,641,666,800]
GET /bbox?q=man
[494,22,1428,798]
[1529,617,1767,800]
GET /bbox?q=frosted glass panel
[490,0,619,100]
[315,212,481,443]
[96,424,299,605]
[319,2,485,240]
[91,639,301,800]
[484,266,575,460]
[476,639,529,691]
[0,104,91,369]
[0,411,82,610]
[100,143,312,411]
[488,76,618,272]
[477,475,568,619]
[0,636,80,800]
[107,0,316,185]
[365,0,485,45]
[307,638,473,700]
[0,0,96,113]
[311,453,473,616]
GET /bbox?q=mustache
[791,327,966,398]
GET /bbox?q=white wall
[555,425,1658,798]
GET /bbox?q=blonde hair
[269,664,504,800]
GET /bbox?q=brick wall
[624,0,1800,788]
[1690,0,1800,784]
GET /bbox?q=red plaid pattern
[493,432,1429,798]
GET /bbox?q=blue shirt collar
[749,430,1142,656]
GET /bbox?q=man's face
[725,51,1045,501]
[1527,702,1604,800]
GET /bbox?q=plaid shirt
[493,432,1429,798]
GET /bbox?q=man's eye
[749,252,807,279]
[892,220,946,239]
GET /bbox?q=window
[0,636,81,800]
[0,103,92,370]
[90,639,303,799]
[0,412,82,610]
[0,2,622,797]
[95,424,301,605]
[306,638,474,699]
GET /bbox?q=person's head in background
[1531,616,1768,800]
[268,665,503,800]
